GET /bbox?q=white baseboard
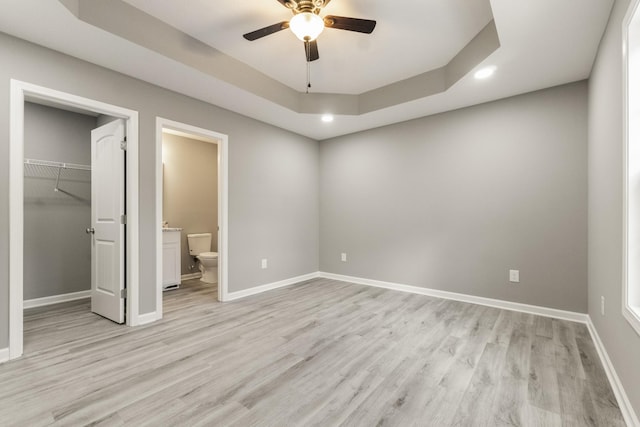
[225,272,321,301]
[319,272,588,323]
[137,311,159,325]
[586,318,640,427]
[23,290,91,309]
[181,272,202,281]
[0,347,9,364]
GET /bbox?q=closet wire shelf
[24,158,91,193]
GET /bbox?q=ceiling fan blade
[324,16,376,34]
[304,40,319,62]
[243,21,289,41]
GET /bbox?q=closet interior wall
[23,102,96,301]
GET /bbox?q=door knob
[86,227,95,234]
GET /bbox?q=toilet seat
[198,252,218,259]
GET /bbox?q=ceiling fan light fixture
[290,12,325,41]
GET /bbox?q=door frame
[9,80,140,360]
[155,117,229,317]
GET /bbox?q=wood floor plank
[527,405,562,427]
[553,319,586,380]
[0,278,626,426]
[557,373,600,427]
[575,337,626,427]
[451,342,507,427]
[490,326,533,426]
[535,316,554,339]
[528,335,561,414]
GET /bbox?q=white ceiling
[0,0,614,140]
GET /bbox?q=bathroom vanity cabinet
[162,228,182,290]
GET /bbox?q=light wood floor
[0,278,625,426]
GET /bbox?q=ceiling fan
[243,0,377,62]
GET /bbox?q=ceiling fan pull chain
[306,43,312,93]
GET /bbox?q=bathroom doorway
[9,80,140,360]
[155,118,228,319]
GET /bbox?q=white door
[89,119,126,323]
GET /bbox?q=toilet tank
[187,233,211,255]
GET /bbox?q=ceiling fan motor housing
[288,0,329,14]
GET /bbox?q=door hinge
[121,214,127,225]
[120,136,127,151]
[120,289,127,299]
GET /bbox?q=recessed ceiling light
[474,65,497,80]
[321,114,334,123]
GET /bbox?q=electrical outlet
[261,259,268,269]
[341,253,347,262]
[509,269,520,283]
[601,296,605,316]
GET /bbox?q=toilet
[187,233,218,284]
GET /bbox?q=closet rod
[24,158,91,171]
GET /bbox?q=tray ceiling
[0,0,615,139]
[122,0,494,94]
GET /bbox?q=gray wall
[96,114,119,127]
[162,133,218,274]
[23,102,94,300]
[0,32,320,348]
[588,0,640,416]
[320,82,588,313]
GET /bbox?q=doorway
[155,118,228,319]
[9,80,140,360]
